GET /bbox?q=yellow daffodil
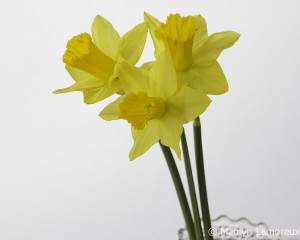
[144,12,240,95]
[54,15,148,104]
[100,52,211,160]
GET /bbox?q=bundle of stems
[159,116,213,240]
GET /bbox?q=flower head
[54,15,148,104]
[144,12,240,95]
[100,52,211,160]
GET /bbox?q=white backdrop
[0,0,299,239]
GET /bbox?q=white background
[0,0,299,239]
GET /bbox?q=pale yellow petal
[129,120,160,160]
[193,31,240,66]
[144,12,165,57]
[140,61,155,71]
[168,87,211,124]
[91,15,121,61]
[193,15,208,50]
[53,78,103,94]
[116,60,148,93]
[99,95,124,121]
[176,71,194,88]
[157,112,183,159]
[188,61,228,95]
[66,66,98,83]
[83,77,121,104]
[148,51,177,99]
[181,88,210,123]
[120,22,148,64]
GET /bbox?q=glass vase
[178,215,281,240]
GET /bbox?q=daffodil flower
[100,52,211,160]
[144,12,240,95]
[53,15,148,104]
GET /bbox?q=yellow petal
[91,15,121,61]
[193,15,208,50]
[193,31,240,66]
[129,120,160,160]
[176,71,194,88]
[166,86,210,123]
[65,66,98,82]
[99,95,124,121]
[157,112,183,159]
[116,60,148,93]
[169,87,211,124]
[144,12,165,58]
[120,22,148,64]
[140,61,155,71]
[188,61,228,95]
[148,51,177,99]
[53,78,103,94]
[182,87,211,123]
[83,77,121,104]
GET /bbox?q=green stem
[193,117,213,240]
[181,129,204,240]
[159,141,196,240]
